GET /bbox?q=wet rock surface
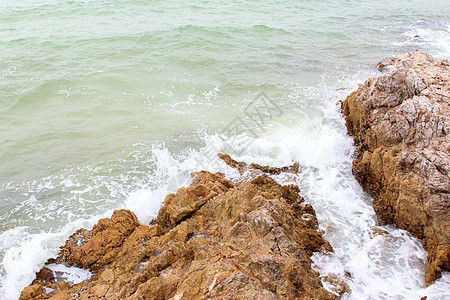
[342,51,450,285]
[20,156,334,299]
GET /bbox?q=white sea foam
[392,20,450,59]
[0,228,59,300]
[46,264,92,285]
[0,216,102,300]
[124,187,168,225]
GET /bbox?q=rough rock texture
[217,153,300,176]
[342,51,450,285]
[20,156,335,299]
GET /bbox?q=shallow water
[1,0,450,299]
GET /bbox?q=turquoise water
[1,0,450,299]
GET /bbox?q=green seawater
[1,0,449,299]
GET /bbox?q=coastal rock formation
[20,156,335,299]
[342,51,450,285]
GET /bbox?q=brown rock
[99,268,114,284]
[91,284,109,297]
[56,209,140,270]
[48,291,69,300]
[218,152,300,175]
[376,57,395,72]
[20,156,335,299]
[56,281,69,291]
[19,284,43,300]
[35,267,54,285]
[342,51,450,285]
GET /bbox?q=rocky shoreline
[20,156,338,299]
[342,51,449,285]
[19,51,449,299]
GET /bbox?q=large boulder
[20,156,335,299]
[342,51,450,285]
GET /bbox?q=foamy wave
[392,20,450,59]
[124,187,168,225]
[0,216,99,300]
[46,264,92,285]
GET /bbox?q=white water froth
[0,215,108,300]
[46,264,92,285]
[122,140,241,225]
[392,20,450,59]
[124,187,169,225]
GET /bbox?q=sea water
[1,0,449,299]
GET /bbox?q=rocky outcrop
[20,156,336,299]
[342,51,450,285]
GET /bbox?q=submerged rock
[342,51,450,285]
[20,155,334,299]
